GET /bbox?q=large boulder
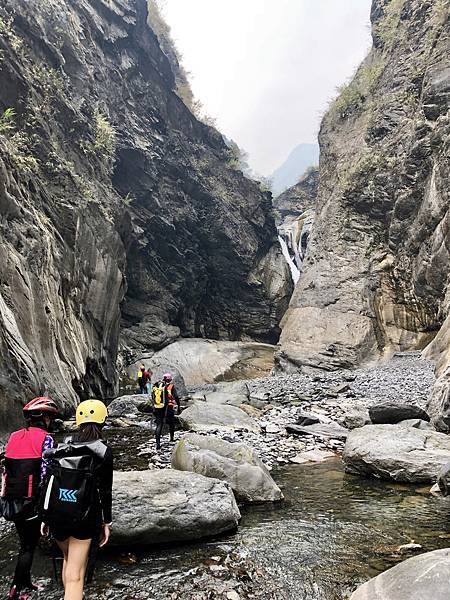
[350,548,450,600]
[111,470,240,546]
[128,339,275,387]
[369,402,430,424]
[192,381,250,407]
[179,402,261,433]
[343,425,450,482]
[107,395,148,417]
[171,433,283,503]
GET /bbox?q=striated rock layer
[0,0,291,430]
[279,0,449,373]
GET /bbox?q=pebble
[397,543,423,553]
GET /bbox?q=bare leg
[56,539,69,587]
[59,537,91,600]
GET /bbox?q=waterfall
[277,209,314,284]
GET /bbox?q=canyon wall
[0,0,291,428]
[279,0,449,376]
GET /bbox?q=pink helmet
[163,372,173,382]
[23,396,59,416]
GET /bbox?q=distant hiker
[152,373,181,450]
[40,400,113,600]
[137,364,151,394]
[0,396,58,600]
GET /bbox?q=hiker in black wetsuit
[152,373,181,450]
[41,399,113,600]
[1,396,58,600]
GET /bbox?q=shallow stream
[1,455,450,599]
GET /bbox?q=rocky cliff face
[274,167,319,226]
[279,0,449,373]
[0,0,290,429]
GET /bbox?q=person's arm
[98,447,113,524]
[41,434,54,480]
[98,446,113,547]
[173,386,181,413]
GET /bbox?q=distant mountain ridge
[271,143,319,197]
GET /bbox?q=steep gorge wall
[278,0,449,373]
[0,0,290,429]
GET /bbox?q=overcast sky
[159,0,373,176]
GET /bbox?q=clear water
[1,459,449,599]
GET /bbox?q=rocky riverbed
[2,352,446,600]
[110,352,434,472]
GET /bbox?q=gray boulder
[179,402,261,433]
[436,461,450,496]
[350,548,450,600]
[343,424,450,482]
[193,381,249,407]
[397,419,434,430]
[111,470,240,546]
[286,422,348,441]
[172,433,283,503]
[338,407,371,430]
[107,395,143,417]
[296,411,321,426]
[369,402,430,424]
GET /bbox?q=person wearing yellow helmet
[41,399,113,600]
[75,399,108,429]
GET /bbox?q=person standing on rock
[0,396,59,600]
[40,400,113,600]
[152,373,181,450]
[137,364,151,395]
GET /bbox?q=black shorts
[50,517,101,542]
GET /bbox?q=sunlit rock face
[0,0,291,430]
[278,0,449,372]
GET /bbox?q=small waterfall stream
[277,209,314,284]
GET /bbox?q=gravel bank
[136,353,436,471]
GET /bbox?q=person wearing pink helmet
[151,373,181,450]
[1,397,58,600]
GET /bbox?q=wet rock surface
[275,168,318,283]
[350,548,450,600]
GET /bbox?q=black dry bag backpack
[40,440,106,529]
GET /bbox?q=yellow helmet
[75,399,108,427]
